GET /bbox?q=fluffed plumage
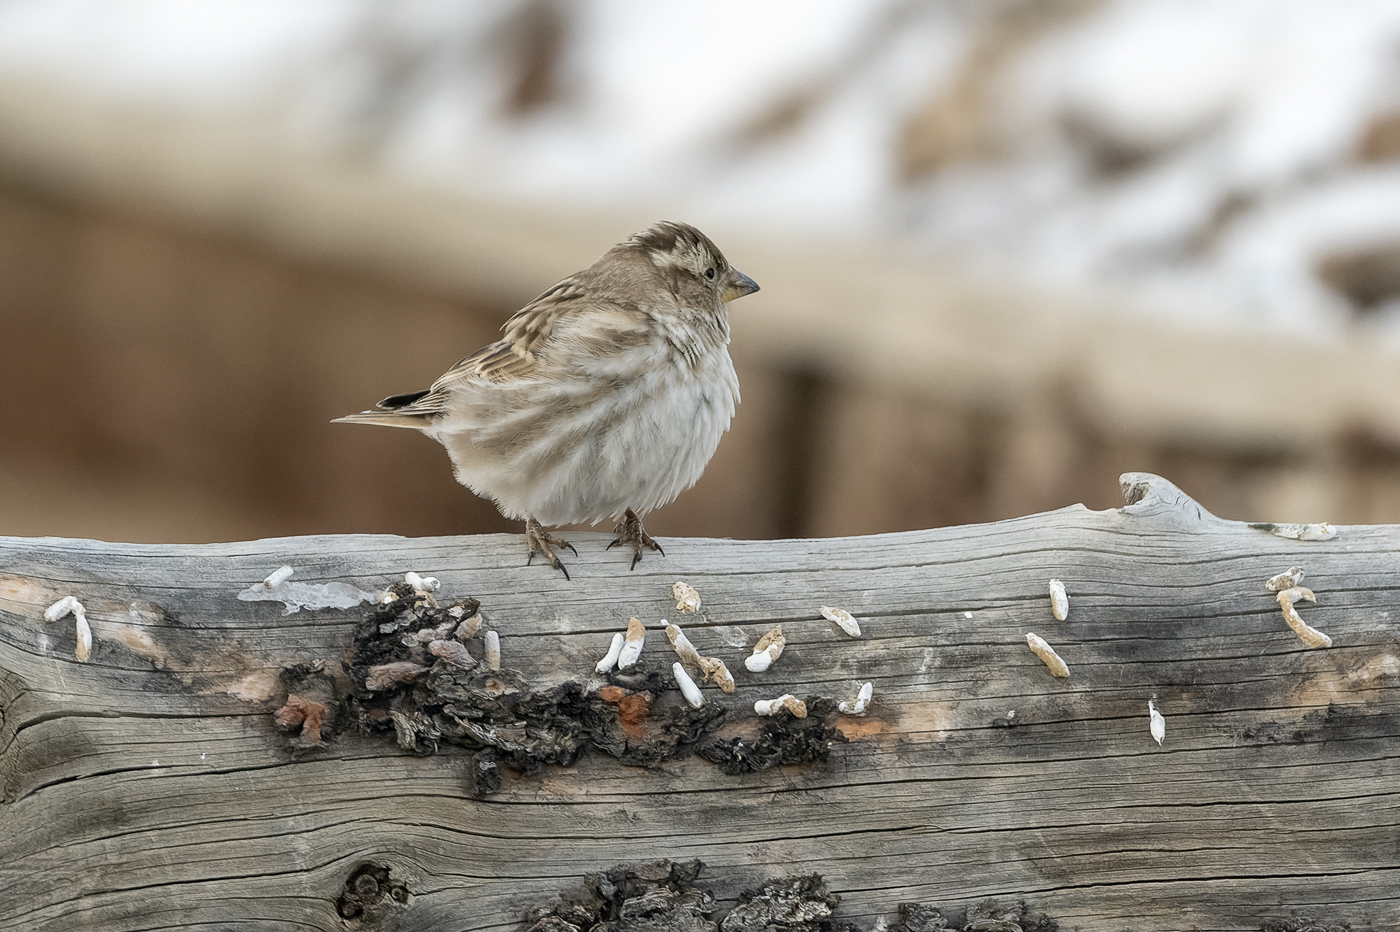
[335,221,759,575]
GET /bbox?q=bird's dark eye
[704,267,715,280]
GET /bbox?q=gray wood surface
[1,473,1396,932]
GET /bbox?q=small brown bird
[335,221,759,577]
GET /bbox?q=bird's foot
[606,508,664,570]
[525,517,576,580]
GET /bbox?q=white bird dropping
[1264,566,1305,592]
[839,682,873,715]
[744,625,785,673]
[1277,587,1332,648]
[1148,699,1165,746]
[404,571,441,592]
[74,613,93,662]
[672,662,704,709]
[663,620,701,665]
[484,630,501,670]
[596,632,625,673]
[697,656,735,693]
[664,620,735,692]
[617,617,646,669]
[1048,579,1069,621]
[754,694,807,717]
[44,596,82,623]
[1025,632,1070,677]
[672,581,701,613]
[262,566,294,588]
[820,606,861,637]
[44,596,92,661]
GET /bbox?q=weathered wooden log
[1,473,1395,931]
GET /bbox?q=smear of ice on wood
[671,581,701,613]
[820,605,861,637]
[237,577,380,615]
[1265,566,1306,591]
[1148,699,1165,746]
[1025,632,1070,677]
[1048,579,1069,620]
[1249,522,1337,541]
[744,625,785,672]
[754,694,807,717]
[596,632,625,673]
[673,662,704,708]
[1277,586,1332,648]
[839,682,873,715]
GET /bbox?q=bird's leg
[606,508,665,570]
[525,517,577,580]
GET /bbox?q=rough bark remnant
[524,861,857,932]
[346,587,738,781]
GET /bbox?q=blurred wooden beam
[3,73,1400,460]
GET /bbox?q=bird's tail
[334,388,439,429]
[331,410,431,429]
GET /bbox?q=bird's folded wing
[333,275,593,426]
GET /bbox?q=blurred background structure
[5,0,1400,543]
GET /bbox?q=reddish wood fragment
[274,694,326,745]
[616,693,651,740]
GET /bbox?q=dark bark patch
[721,873,853,932]
[525,861,861,932]
[343,598,731,791]
[696,697,847,774]
[900,900,1058,932]
[1261,919,1352,932]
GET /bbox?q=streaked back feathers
[333,221,738,430]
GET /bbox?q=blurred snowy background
[5,0,1400,542]
[7,0,1400,331]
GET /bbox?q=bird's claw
[525,518,574,580]
[610,508,663,571]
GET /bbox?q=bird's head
[628,221,760,307]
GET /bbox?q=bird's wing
[332,276,594,427]
[429,277,592,391]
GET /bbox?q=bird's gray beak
[721,268,760,303]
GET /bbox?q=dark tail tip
[379,389,430,409]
